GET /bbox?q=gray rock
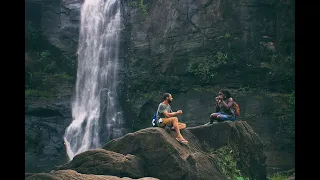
[26,170,159,180]
[25,116,72,173]
[55,149,144,178]
[103,121,266,180]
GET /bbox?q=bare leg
[172,117,187,141]
[171,122,186,130]
[210,113,218,123]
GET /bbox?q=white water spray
[63,0,124,161]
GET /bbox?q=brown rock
[188,121,267,180]
[25,170,158,180]
[55,149,144,178]
[103,127,229,180]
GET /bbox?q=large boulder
[25,170,158,180]
[55,149,144,178]
[188,121,267,180]
[26,120,266,180]
[103,121,267,180]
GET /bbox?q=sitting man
[156,93,188,144]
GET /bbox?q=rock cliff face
[118,0,294,173]
[25,0,81,173]
[25,0,82,55]
[119,0,294,125]
[25,93,73,172]
[25,0,294,174]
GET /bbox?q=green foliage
[141,90,162,100]
[53,72,74,81]
[268,172,291,180]
[25,89,53,98]
[129,0,148,18]
[237,86,253,95]
[235,177,249,180]
[25,20,76,98]
[34,50,58,74]
[188,52,228,82]
[260,51,295,88]
[225,33,231,39]
[270,54,294,70]
[44,61,57,73]
[25,22,41,48]
[265,91,295,150]
[25,67,33,89]
[213,146,249,180]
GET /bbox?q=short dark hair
[219,89,231,99]
[163,93,171,100]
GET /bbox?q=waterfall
[63,0,124,161]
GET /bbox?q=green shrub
[188,52,228,82]
[34,50,58,74]
[25,89,53,98]
[129,0,148,18]
[264,91,295,149]
[213,146,249,180]
[268,172,291,180]
[25,22,41,48]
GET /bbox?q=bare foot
[176,137,188,144]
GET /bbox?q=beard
[168,99,172,104]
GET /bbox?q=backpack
[151,113,158,127]
[233,101,241,116]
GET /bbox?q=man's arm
[158,104,182,118]
[221,98,234,109]
[162,110,182,118]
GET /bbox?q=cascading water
[63,0,124,161]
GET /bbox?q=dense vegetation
[25,21,76,99]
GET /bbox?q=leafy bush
[129,0,148,18]
[25,21,41,48]
[188,52,228,82]
[268,172,292,180]
[53,73,74,81]
[35,50,58,74]
[213,146,249,180]
[25,89,53,98]
[265,91,295,150]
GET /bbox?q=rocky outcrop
[103,121,266,180]
[38,0,82,55]
[25,170,158,180]
[27,121,267,180]
[25,115,72,173]
[25,83,74,173]
[188,121,267,180]
[103,128,227,180]
[55,149,144,178]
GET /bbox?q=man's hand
[177,110,183,114]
